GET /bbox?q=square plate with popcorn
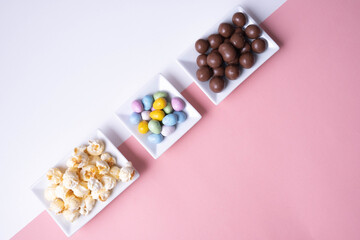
[31,129,140,237]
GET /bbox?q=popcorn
[101,175,116,190]
[109,166,121,180]
[64,194,82,211]
[62,168,79,189]
[100,153,116,167]
[87,178,103,192]
[119,162,135,182]
[87,139,105,156]
[72,181,90,198]
[79,195,96,216]
[50,198,65,214]
[46,168,63,185]
[44,185,57,201]
[44,138,134,223]
[80,165,97,181]
[96,160,110,175]
[63,209,80,222]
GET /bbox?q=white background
[0,0,285,239]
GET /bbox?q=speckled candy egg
[129,112,142,125]
[153,97,167,110]
[150,110,165,121]
[138,120,149,134]
[171,97,185,111]
[131,100,143,113]
[173,111,187,123]
[148,133,164,144]
[163,102,173,114]
[142,95,154,111]
[161,125,176,136]
[153,91,168,100]
[141,111,151,121]
[162,113,178,126]
[148,120,162,134]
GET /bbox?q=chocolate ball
[196,54,208,67]
[213,66,225,77]
[225,65,240,80]
[230,32,245,49]
[232,12,247,27]
[234,27,244,35]
[245,25,261,39]
[224,38,231,44]
[218,23,234,38]
[195,39,209,54]
[208,34,223,49]
[218,43,237,63]
[251,38,267,53]
[240,42,252,54]
[239,52,255,69]
[196,66,213,82]
[207,51,223,68]
[228,54,240,65]
[209,77,225,93]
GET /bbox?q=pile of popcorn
[44,139,135,222]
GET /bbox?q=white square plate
[31,129,140,237]
[115,74,201,159]
[177,5,280,105]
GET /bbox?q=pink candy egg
[131,100,143,113]
[171,97,185,111]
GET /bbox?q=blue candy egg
[142,95,154,111]
[129,112,142,125]
[173,111,187,123]
[162,113,178,126]
[148,133,164,144]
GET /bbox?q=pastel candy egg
[163,102,173,114]
[173,111,187,123]
[150,110,165,121]
[151,107,155,111]
[153,91,168,100]
[171,97,185,111]
[162,113,178,126]
[141,111,151,121]
[129,112,142,125]
[148,120,162,134]
[153,97,167,110]
[148,134,164,144]
[161,125,176,136]
[142,95,154,111]
[131,100,143,113]
[138,120,149,134]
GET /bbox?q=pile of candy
[130,91,187,144]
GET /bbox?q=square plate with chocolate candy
[177,5,280,105]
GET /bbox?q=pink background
[13,0,360,239]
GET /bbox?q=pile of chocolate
[195,12,267,93]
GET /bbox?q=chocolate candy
[207,51,223,68]
[230,32,245,49]
[209,77,225,93]
[195,39,210,54]
[196,66,213,82]
[196,54,208,67]
[232,12,247,27]
[251,38,267,53]
[228,54,239,65]
[240,42,252,54]
[225,65,240,80]
[213,66,225,77]
[219,43,237,62]
[245,25,261,39]
[234,27,244,35]
[208,34,223,49]
[218,23,234,38]
[239,52,255,68]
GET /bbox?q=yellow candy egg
[153,97,167,110]
[149,110,165,121]
[138,120,149,134]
